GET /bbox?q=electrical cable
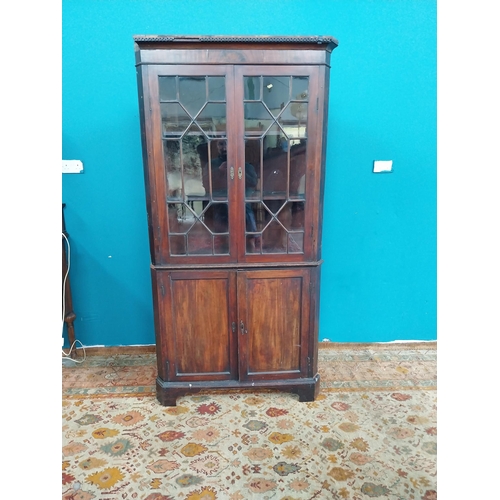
[62,232,86,363]
[62,338,86,363]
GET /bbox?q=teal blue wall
[62,0,436,346]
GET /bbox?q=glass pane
[167,203,195,234]
[262,219,287,253]
[161,103,190,135]
[283,102,307,139]
[212,202,229,233]
[203,140,228,199]
[245,202,261,254]
[288,232,304,253]
[179,77,206,117]
[187,200,206,218]
[244,102,274,136]
[186,221,213,255]
[208,77,225,101]
[181,133,206,195]
[164,140,181,200]
[262,76,290,116]
[197,103,226,138]
[214,234,229,255]
[244,159,258,198]
[289,142,307,197]
[199,201,229,234]
[279,202,295,231]
[290,201,305,230]
[263,162,287,198]
[159,76,177,101]
[169,235,186,255]
[291,76,309,101]
[244,76,260,100]
[245,139,262,201]
[202,203,229,254]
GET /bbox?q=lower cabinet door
[153,267,313,387]
[155,269,238,382]
[236,268,312,381]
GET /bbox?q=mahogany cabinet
[134,35,338,405]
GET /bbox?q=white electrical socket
[373,160,393,173]
[62,160,84,174]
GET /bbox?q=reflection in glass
[187,221,213,255]
[243,75,308,255]
[179,76,206,117]
[159,76,177,101]
[244,102,274,136]
[203,141,228,200]
[160,75,230,257]
[291,76,308,101]
[161,103,190,135]
[198,103,226,138]
[262,76,290,112]
[287,101,307,138]
[244,76,260,100]
[208,77,225,101]
[164,140,181,200]
[288,232,304,253]
[169,235,186,255]
[245,139,261,201]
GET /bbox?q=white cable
[61,232,87,363]
[62,339,86,363]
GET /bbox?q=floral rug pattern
[62,344,437,499]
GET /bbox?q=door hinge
[160,284,165,297]
[232,322,236,333]
[307,356,311,372]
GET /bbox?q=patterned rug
[62,343,437,499]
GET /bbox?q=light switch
[62,160,84,174]
[373,160,393,173]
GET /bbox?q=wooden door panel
[238,269,311,380]
[160,270,238,381]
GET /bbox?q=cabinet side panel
[169,274,233,378]
[136,64,159,263]
[246,275,303,374]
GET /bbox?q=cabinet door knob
[238,167,243,180]
[240,320,247,335]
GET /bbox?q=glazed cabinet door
[138,63,325,266]
[234,65,324,263]
[237,268,313,381]
[153,269,238,382]
[139,65,239,265]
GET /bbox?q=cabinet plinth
[135,35,337,405]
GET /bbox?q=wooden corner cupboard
[133,35,338,406]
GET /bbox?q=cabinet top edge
[133,34,339,49]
